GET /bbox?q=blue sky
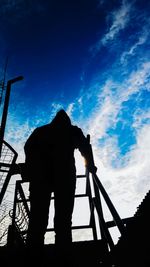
[0,0,150,240]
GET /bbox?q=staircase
[0,239,110,267]
[5,173,112,266]
[0,137,130,267]
[4,168,126,267]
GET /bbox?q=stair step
[0,240,109,267]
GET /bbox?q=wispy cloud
[91,0,132,55]
[120,23,150,64]
[66,103,75,117]
[5,118,33,162]
[102,0,132,45]
[51,102,64,115]
[133,109,150,129]
[56,60,147,220]
[84,61,150,137]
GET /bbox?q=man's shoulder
[71,125,84,136]
[26,124,51,141]
[34,123,51,133]
[71,125,81,131]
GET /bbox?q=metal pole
[0,76,23,156]
[0,56,9,105]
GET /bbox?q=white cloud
[50,102,66,117]
[102,0,132,45]
[124,62,150,95]
[88,122,150,219]
[127,124,150,194]
[72,61,150,221]
[5,119,32,162]
[85,61,150,143]
[120,25,150,64]
[132,109,150,129]
[66,103,75,117]
[87,96,118,142]
[91,0,132,55]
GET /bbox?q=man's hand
[88,165,97,174]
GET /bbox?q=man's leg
[54,178,76,246]
[26,187,51,248]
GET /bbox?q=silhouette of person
[24,109,97,249]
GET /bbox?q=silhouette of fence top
[0,140,17,164]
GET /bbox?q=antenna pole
[0,56,9,105]
[3,56,9,89]
[0,76,24,157]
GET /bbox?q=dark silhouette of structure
[23,109,97,249]
[1,131,150,266]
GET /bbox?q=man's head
[51,109,71,127]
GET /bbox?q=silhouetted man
[24,109,96,248]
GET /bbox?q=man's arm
[74,126,97,173]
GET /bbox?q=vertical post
[86,134,98,240]
[86,168,98,240]
[0,76,23,156]
[0,56,8,105]
[86,134,114,250]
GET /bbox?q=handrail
[92,172,126,236]
[86,170,98,240]
[9,180,30,245]
[1,140,18,157]
[0,140,18,206]
[9,172,126,249]
[86,134,126,247]
[90,170,115,250]
[93,197,114,250]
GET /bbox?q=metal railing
[90,171,126,250]
[0,140,18,245]
[8,173,100,246]
[0,140,18,206]
[8,180,30,246]
[8,169,128,251]
[86,135,126,250]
